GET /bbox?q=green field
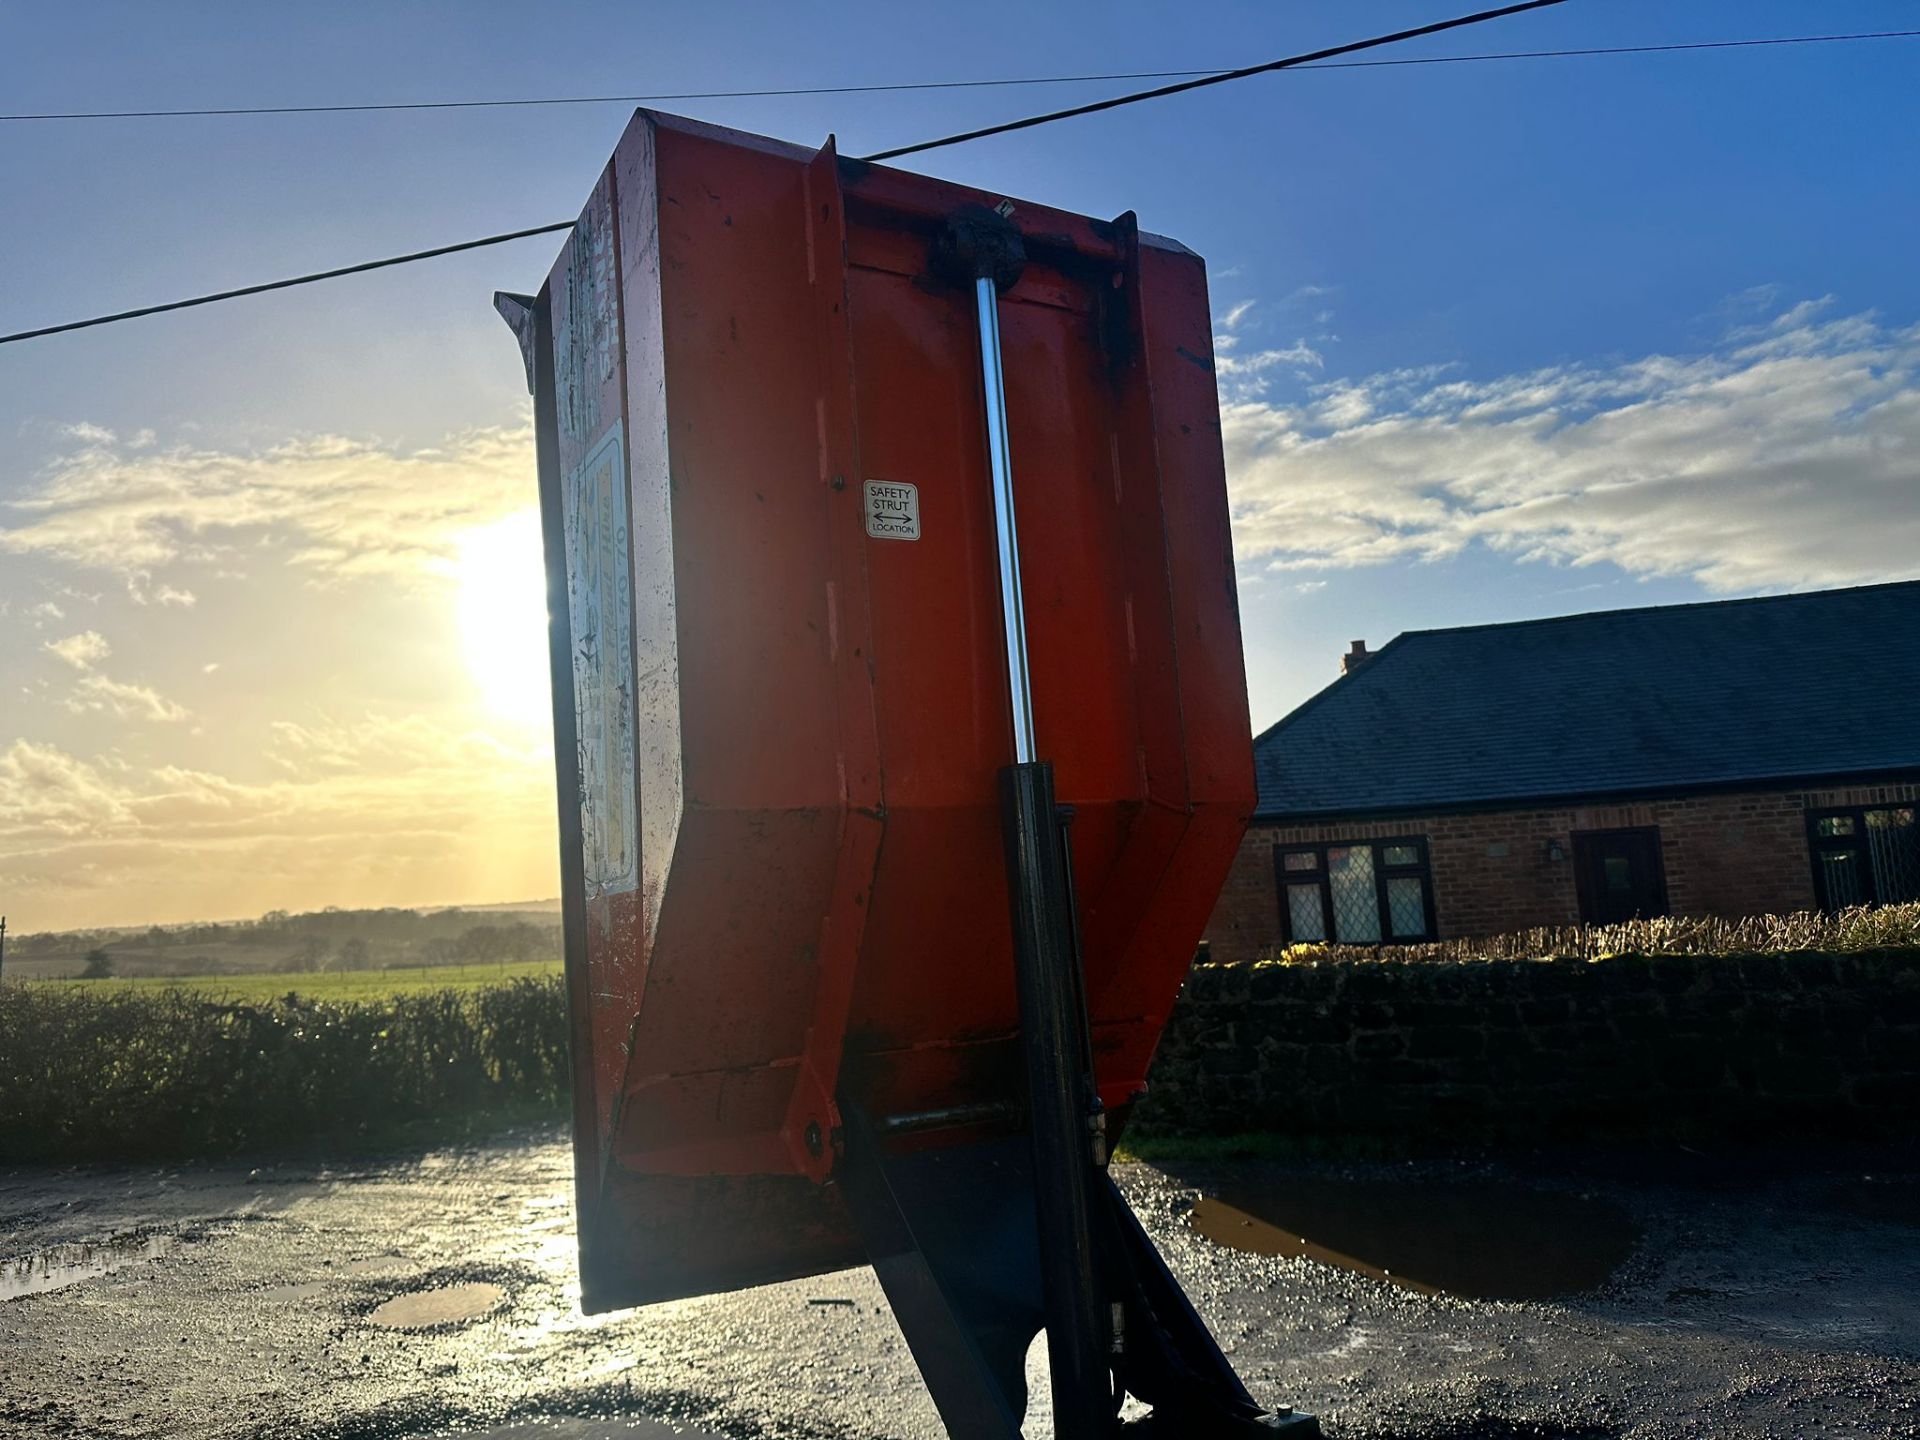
[23,961,563,1001]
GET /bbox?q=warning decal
[864,480,921,541]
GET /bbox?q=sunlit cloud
[128,574,197,608]
[39,628,190,723]
[0,718,553,921]
[0,424,535,588]
[44,630,110,670]
[0,423,555,925]
[66,674,190,723]
[1224,303,1920,593]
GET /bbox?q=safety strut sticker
[864,480,921,541]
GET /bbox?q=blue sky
[3,1,1917,925]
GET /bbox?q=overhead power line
[2,71,1232,123]
[859,0,1569,162]
[0,0,1568,348]
[0,223,575,345]
[5,27,1915,124]
[10,7,1914,348]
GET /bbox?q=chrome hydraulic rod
[974,274,1038,765]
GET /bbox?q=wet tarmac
[2,1131,1916,1439]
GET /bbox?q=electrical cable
[9,6,1912,347]
[0,0,1570,347]
[858,0,1569,162]
[0,223,575,345]
[7,71,1231,122]
[7,27,1913,124]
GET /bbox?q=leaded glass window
[1818,850,1866,908]
[1287,885,1327,941]
[1809,806,1920,909]
[1275,837,1434,945]
[1867,809,1920,902]
[1387,877,1427,938]
[1327,846,1381,943]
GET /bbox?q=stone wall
[1135,949,1920,1143]
[1203,779,1920,963]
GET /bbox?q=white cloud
[45,630,110,670]
[1281,283,1334,308]
[0,423,555,925]
[67,674,190,723]
[1224,304,1920,593]
[40,629,188,722]
[1213,298,1327,401]
[128,575,197,608]
[0,424,535,590]
[1218,341,1326,399]
[0,741,137,837]
[0,720,553,923]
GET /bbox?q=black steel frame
[839,758,1320,1437]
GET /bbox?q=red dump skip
[524,111,1252,1311]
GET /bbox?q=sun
[454,508,553,733]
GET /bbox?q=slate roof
[1254,581,1920,821]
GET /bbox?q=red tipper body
[529,111,1253,1312]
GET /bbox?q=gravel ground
[2,1131,1916,1439]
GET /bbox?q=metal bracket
[838,1098,1320,1436]
[493,290,540,394]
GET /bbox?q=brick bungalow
[1203,581,1920,962]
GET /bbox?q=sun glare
[455,509,552,733]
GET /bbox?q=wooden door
[1573,828,1668,925]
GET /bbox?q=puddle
[368,1281,507,1329]
[1191,1177,1638,1300]
[1,1233,176,1300]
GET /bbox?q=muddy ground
[3,1131,1916,1439]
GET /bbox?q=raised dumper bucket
[499,110,1317,1438]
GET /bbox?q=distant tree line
[278,920,555,974]
[15,905,562,978]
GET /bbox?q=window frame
[1806,804,1920,910]
[1272,836,1437,946]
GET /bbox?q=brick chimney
[1341,639,1372,676]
